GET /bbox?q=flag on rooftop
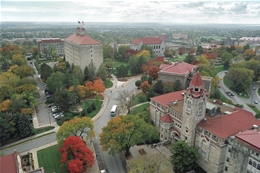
[78,21,81,24]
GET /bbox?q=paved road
[32,61,56,126]
[93,76,140,173]
[1,133,56,155]
[217,71,256,115]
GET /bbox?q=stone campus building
[150,72,260,173]
[64,27,103,72]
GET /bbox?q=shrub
[138,94,147,102]
[87,107,92,113]
[91,103,96,110]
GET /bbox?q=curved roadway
[217,71,259,115]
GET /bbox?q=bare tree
[115,89,135,114]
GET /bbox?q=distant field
[199,36,226,40]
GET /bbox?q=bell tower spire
[181,72,207,146]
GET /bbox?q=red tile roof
[65,34,101,45]
[40,39,62,43]
[151,90,186,107]
[159,63,171,70]
[198,109,260,138]
[0,153,18,173]
[235,129,260,150]
[159,61,195,75]
[160,114,173,123]
[131,37,162,45]
[190,72,204,87]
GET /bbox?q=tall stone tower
[181,72,207,146]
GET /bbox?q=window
[226,158,229,162]
[228,148,231,152]
[253,161,256,167]
[186,127,189,133]
[256,153,259,157]
[249,159,252,165]
[247,170,250,173]
[257,164,260,170]
[185,136,187,140]
[224,166,228,171]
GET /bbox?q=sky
[1,0,260,24]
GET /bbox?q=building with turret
[150,72,260,173]
[64,27,103,72]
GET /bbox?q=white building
[64,27,103,72]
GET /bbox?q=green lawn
[81,99,102,118]
[169,54,186,62]
[130,103,150,114]
[213,65,224,77]
[113,61,128,68]
[37,145,63,173]
[130,92,149,107]
[35,126,55,135]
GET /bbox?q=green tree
[118,45,131,57]
[196,46,203,56]
[153,80,164,94]
[171,140,199,173]
[13,113,35,139]
[116,65,128,78]
[56,117,95,145]
[184,54,194,64]
[147,88,156,101]
[221,52,233,62]
[223,60,230,70]
[46,72,65,93]
[129,56,141,74]
[234,79,243,93]
[135,80,141,88]
[54,89,77,112]
[103,45,114,59]
[115,89,135,114]
[40,63,53,81]
[173,79,182,91]
[99,115,158,156]
[227,67,254,90]
[163,83,174,94]
[97,64,108,81]
[0,113,15,145]
[72,65,85,85]
[88,61,96,81]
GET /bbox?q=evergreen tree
[234,79,243,93]
[147,88,156,101]
[14,114,35,139]
[153,80,164,94]
[135,80,141,88]
[173,79,182,91]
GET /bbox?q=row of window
[248,159,260,170]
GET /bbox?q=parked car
[48,103,55,107]
[55,113,64,120]
[254,100,258,104]
[253,87,256,90]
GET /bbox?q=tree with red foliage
[93,78,106,94]
[179,47,186,55]
[124,49,140,61]
[189,48,196,54]
[148,65,159,79]
[202,52,217,59]
[85,81,95,97]
[142,56,166,78]
[60,136,94,173]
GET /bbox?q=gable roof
[159,61,195,75]
[65,34,101,45]
[198,109,260,139]
[131,37,162,45]
[161,114,174,123]
[235,129,260,150]
[151,90,185,107]
[190,72,204,87]
[0,153,18,173]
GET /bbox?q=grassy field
[130,92,149,107]
[81,100,102,118]
[213,65,224,77]
[130,103,150,114]
[37,145,63,173]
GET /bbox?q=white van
[110,105,119,117]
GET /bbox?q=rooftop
[235,128,260,151]
[65,34,101,45]
[190,72,204,87]
[131,37,162,45]
[198,108,260,139]
[159,61,195,75]
[0,152,18,173]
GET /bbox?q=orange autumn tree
[148,65,159,79]
[69,85,86,100]
[140,81,150,93]
[0,99,11,112]
[85,81,95,97]
[93,78,105,94]
[60,136,94,173]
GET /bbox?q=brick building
[64,27,103,72]
[37,38,64,57]
[150,72,260,173]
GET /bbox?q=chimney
[76,27,80,35]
